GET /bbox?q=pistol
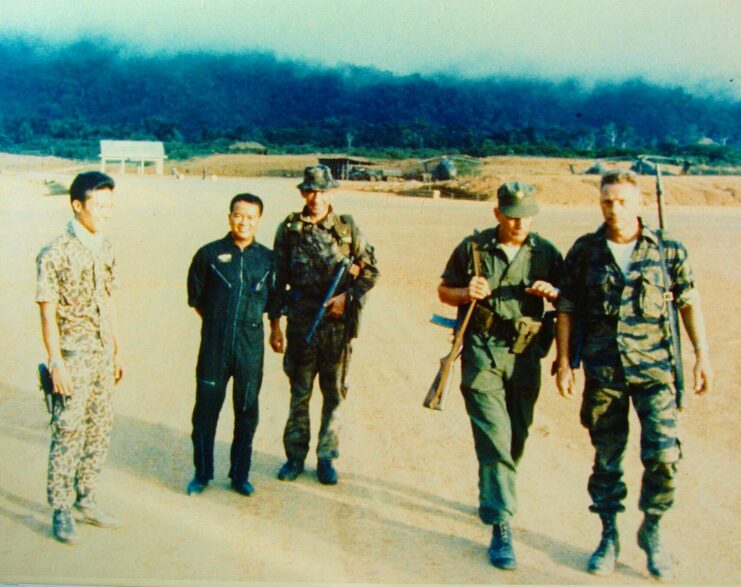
[37,363,64,413]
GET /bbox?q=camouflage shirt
[36,222,118,353]
[271,207,379,322]
[558,220,698,385]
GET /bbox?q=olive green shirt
[441,227,562,363]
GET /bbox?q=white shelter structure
[99,140,167,175]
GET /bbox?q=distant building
[100,140,167,175]
[318,156,375,180]
[228,141,268,155]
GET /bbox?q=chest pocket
[59,261,94,306]
[586,269,619,316]
[331,222,353,257]
[639,270,666,319]
[209,261,233,289]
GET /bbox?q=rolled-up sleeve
[440,239,469,287]
[668,239,698,308]
[35,247,59,303]
[349,225,380,300]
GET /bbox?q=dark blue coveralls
[187,234,276,485]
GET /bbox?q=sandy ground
[0,167,740,586]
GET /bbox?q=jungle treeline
[1,37,739,162]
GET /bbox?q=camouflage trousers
[47,351,114,510]
[282,318,350,462]
[581,377,681,517]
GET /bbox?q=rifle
[654,164,685,409]
[424,239,481,410]
[305,256,353,344]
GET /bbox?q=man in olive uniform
[186,193,277,497]
[438,182,562,569]
[269,165,379,485]
[36,171,125,544]
[555,170,713,580]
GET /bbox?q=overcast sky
[2,0,739,96]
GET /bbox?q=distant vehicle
[421,155,480,181]
[580,155,686,176]
[348,165,403,182]
[434,158,457,181]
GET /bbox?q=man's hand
[468,276,491,301]
[51,362,73,396]
[114,352,125,384]
[556,363,576,399]
[324,292,347,318]
[525,280,560,302]
[269,322,285,353]
[693,351,714,395]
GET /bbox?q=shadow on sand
[1,407,596,582]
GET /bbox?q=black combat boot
[317,458,338,485]
[637,514,673,581]
[587,512,620,576]
[277,458,304,481]
[488,522,517,570]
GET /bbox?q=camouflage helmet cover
[297,165,339,191]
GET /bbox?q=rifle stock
[424,235,481,411]
[423,300,476,410]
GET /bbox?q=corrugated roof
[100,140,166,159]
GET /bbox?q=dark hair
[69,171,115,203]
[230,193,263,215]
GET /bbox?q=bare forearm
[437,283,470,307]
[109,295,122,354]
[555,312,572,366]
[679,302,709,354]
[39,302,62,361]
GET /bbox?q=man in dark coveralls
[269,165,379,485]
[186,193,277,497]
[438,182,562,570]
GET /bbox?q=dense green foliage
[1,37,739,163]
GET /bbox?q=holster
[511,316,543,355]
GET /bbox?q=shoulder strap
[472,231,481,277]
[654,229,675,292]
[333,214,357,257]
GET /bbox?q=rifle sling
[655,230,685,408]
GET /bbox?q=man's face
[72,188,114,234]
[600,182,641,235]
[228,201,261,246]
[301,189,331,219]
[494,208,533,246]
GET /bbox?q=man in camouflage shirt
[269,165,379,485]
[555,170,713,580]
[438,182,562,570]
[36,171,125,544]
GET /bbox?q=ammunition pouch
[469,304,495,334]
[511,316,543,355]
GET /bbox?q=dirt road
[0,172,739,585]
